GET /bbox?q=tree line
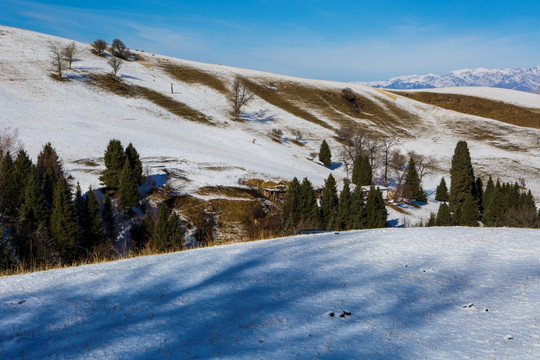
[430,140,539,227]
[0,139,184,272]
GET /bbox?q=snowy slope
[1,227,539,359]
[361,66,540,92]
[1,25,540,223]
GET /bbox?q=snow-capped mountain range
[361,66,540,92]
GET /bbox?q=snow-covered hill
[361,66,540,92]
[1,227,539,359]
[1,25,540,224]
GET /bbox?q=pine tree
[74,183,87,248]
[365,186,387,228]
[482,176,495,213]
[0,152,18,216]
[349,185,366,229]
[36,143,63,208]
[143,208,154,234]
[125,143,144,186]
[13,150,33,208]
[101,194,115,240]
[19,166,48,226]
[403,156,427,203]
[449,140,475,212]
[473,177,484,212]
[336,182,352,230]
[320,174,338,229]
[84,188,103,253]
[168,211,183,250]
[435,202,452,226]
[50,177,78,263]
[118,160,139,209]
[299,178,320,227]
[435,177,449,202]
[284,177,301,225]
[99,139,126,189]
[153,205,171,251]
[319,140,331,167]
[456,193,478,226]
[352,154,372,186]
[483,185,504,227]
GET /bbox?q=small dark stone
[485,309,489,312]
[329,312,335,317]
[405,265,408,267]
[344,311,351,316]
[339,313,345,318]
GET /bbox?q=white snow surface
[1,227,540,359]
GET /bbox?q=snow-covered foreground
[1,227,539,359]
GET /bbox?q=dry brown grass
[395,91,540,129]
[90,74,213,124]
[195,186,261,199]
[242,178,289,189]
[160,62,229,95]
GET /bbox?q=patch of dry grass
[160,62,229,95]
[90,74,212,124]
[195,186,262,199]
[396,91,540,129]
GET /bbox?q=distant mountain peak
[360,66,540,92]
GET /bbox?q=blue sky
[1,0,539,81]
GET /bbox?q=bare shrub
[390,150,407,197]
[91,39,107,55]
[108,57,123,76]
[291,129,303,141]
[336,125,368,177]
[50,45,66,79]
[407,150,434,181]
[380,137,398,186]
[231,77,254,120]
[270,128,283,140]
[110,39,130,60]
[341,87,359,113]
[62,42,77,69]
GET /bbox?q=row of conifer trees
[283,174,387,234]
[431,140,539,227]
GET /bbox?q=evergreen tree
[435,177,449,202]
[84,188,103,253]
[0,152,18,216]
[99,139,126,189]
[336,182,352,230]
[284,177,301,225]
[435,202,452,226]
[74,183,87,247]
[101,194,115,240]
[125,143,144,186]
[320,174,338,229]
[13,150,33,208]
[50,177,78,263]
[19,167,48,226]
[118,160,139,209]
[352,154,373,186]
[349,185,366,229]
[449,140,475,212]
[143,208,154,234]
[483,185,504,227]
[473,177,484,212]
[482,176,495,212]
[168,211,183,250]
[0,228,16,272]
[299,178,320,227]
[456,193,478,226]
[403,156,427,203]
[318,140,332,167]
[153,205,171,251]
[36,143,63,208]
[365,186,387,228]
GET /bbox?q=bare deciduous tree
[50,45,66,79]
[62,42,77,69]
[407,150,435,182]
[336,125,368,178]
[91,39,107,55]
[231,77,254,120]
[0,128,23,161]
[108,57,123,76]
[380,137,398,186]
[390,150,408,199]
